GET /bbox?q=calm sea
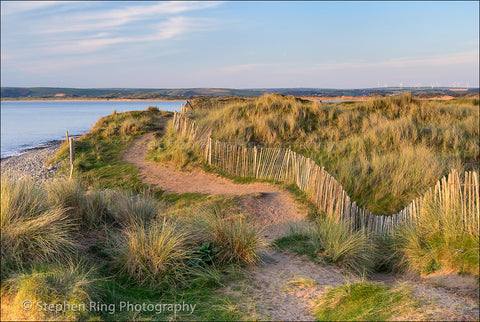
[0,100,184,158]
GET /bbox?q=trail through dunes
[123,132,479,321]
[123,132,306,240]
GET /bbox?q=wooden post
[253,146,257,178]
[69,138,74,179]
[65,130,69,143]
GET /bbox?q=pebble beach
[1,143,62,180]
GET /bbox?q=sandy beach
[1,143,62,180]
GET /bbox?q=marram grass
[191,206,269,265]
[113,218,189,288]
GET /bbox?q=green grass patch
[314,282,420,321]
[55,109,172,190]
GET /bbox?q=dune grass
[313,281,420,321]
[394,200,479,276]
[112,218,190,288]
[275,217,374,275]
[190,94,479,215]
[1,174,260,320]
[190,206,269,265]
[146,125,201,168]
[2,260,100,321]
[1,176,77,277]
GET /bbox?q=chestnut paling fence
[171,106,479,235]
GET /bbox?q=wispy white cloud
[2,2,220,57]
[44,16,209,55]
[37,1,221,34]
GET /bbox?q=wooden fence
[172,107,479,235]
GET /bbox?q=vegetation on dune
[113,218,190,288]
[0,174,264,320]
[313,281,420,321]
[54,108,171,190]
[190,94,479,215]
[276,217,374,275]
[394,200,479,276]
[2,261,99,321]
[190,205,270,265]
[0,176,76,277]
[146,125,202,168]
[153,94,479,277]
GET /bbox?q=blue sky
[1,1,478,88]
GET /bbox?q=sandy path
[123,133,306,240]
[124,132,479,321]
[225,251,355,320]
[124,133,287,195]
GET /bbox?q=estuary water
[0,100,184,158]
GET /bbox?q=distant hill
[0,87,264,99]
[1,86,478,100]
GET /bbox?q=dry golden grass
[190,94,479,215]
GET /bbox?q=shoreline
[1,135,82,161]
[1,142,63,180]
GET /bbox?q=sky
[1,1,479,89]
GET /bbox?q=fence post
[208,137,212,165]
[69,137,74,179]
[253,146,257,178]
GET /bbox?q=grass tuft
[313,281,419,321]
[2,260,100,321]
[1,176,77,276]
[113,218,189,288]
[192,206,269,265]
[394,200,479,276]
